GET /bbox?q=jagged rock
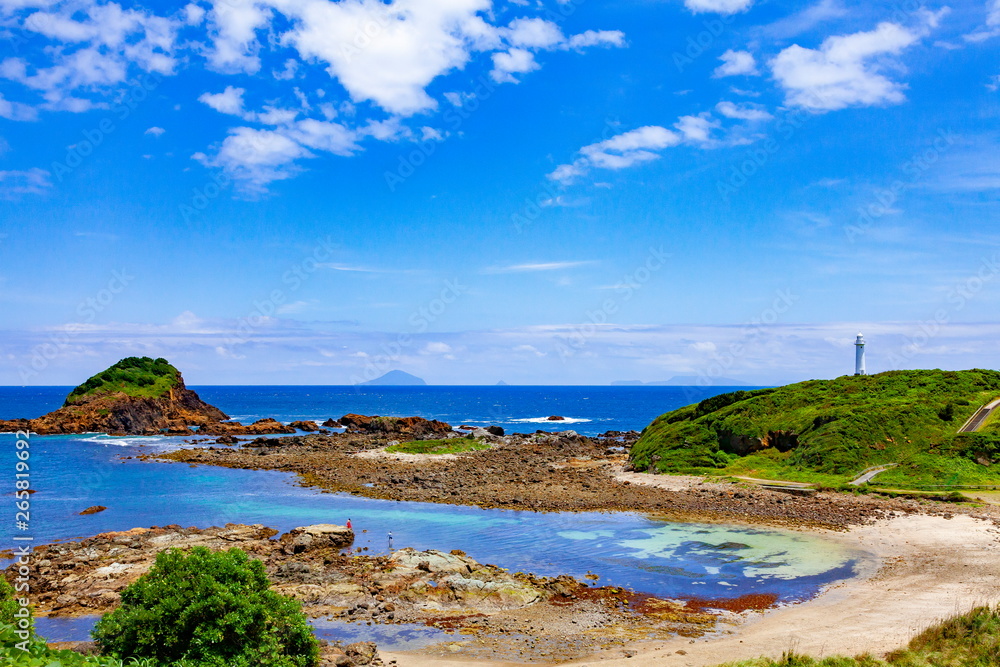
[280,524,355,554]
[322,418,342,427]
[79,506,106,515]
[344,642,378,665]
[338,414,452,438]
[199,418,295,436]
[289,420,320,432]
[387,548,542,610]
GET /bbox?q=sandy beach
[380,513,1000,666]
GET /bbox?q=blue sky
[0,0,998,385]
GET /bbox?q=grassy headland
[64,357,182,406]
[630,369,1000,488]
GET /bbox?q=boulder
[280,524,355,554]
[199,418,296,436]
[322,418,341,427]
[288,420,320,432]
[344,642,378,666]
[486,425,505,436]
[339,414,452,438]
[547,415,565,421]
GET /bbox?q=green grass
[64,357,182,406]
[720,605,1000,667]
[630,369,1000,489]
[385,437,492,455]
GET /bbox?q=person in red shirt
[346,518,352,530]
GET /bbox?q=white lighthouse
[854,332,866,376]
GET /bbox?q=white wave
[509,417,593,424]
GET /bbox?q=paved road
[958,398,1000,433]
[849,464,898,486]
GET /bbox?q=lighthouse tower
[854,333,866,376]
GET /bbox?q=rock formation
[338,414,453,438]
[0,357,295,437]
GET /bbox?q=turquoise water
[1,432,858,601]
[2,385,861,647]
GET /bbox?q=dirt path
[381,514,1000,667]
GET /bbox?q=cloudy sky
[0,0,997,385]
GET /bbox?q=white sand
[381,514,1000,667]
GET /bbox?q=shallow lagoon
[1,432,859,606]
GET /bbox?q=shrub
[93,547,318,667]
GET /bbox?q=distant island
[612,376,750,387]
[630,369,1000,488]
[360,370,427,386]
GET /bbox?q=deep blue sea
[0,385,862,646]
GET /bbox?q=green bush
[92,547,318,667]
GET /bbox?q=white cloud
[421,341,453,355]
[205,0,271,74]
[275,0,498,116]
[716,100,772,121]
[198,85,246,116]
[194,127,312,192]
[0,0,628,191]
[713,49,758,77]
[964,0,1000,41]
[144,126,165,136]
[758,0,848,40]
[771,20,931,111]
[490,48,538,83]
[183,3,205,25]
[504,17,564,49]
[0,3,181,111]
[0,168,51,198]
[684,0,753,15]
[567,30,626,49]
[549,125,683,183]
[284,119,358,156]
[0,92,37,120]
[485,261,596,273]
[674,114,719,143]
[491,19,624,83]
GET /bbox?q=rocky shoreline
[8,523,732,665]
[150,425,994,529]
